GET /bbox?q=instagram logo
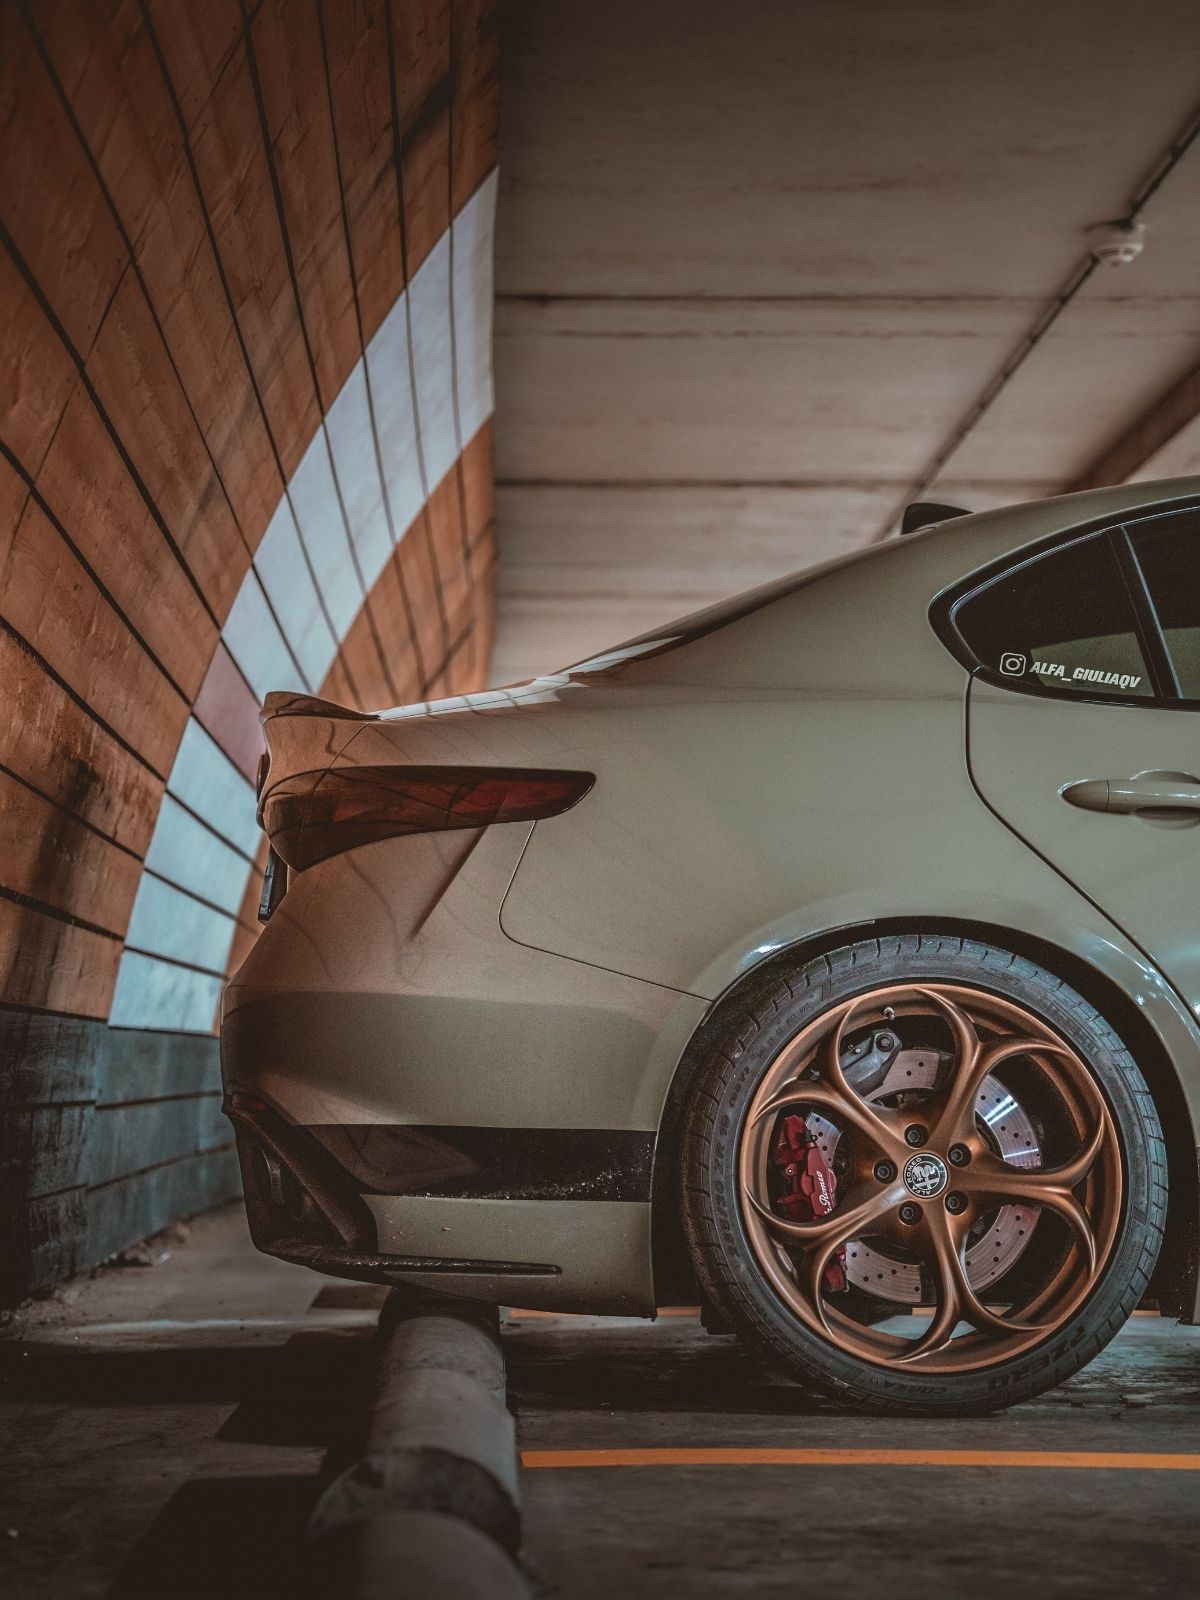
[1000,652,1026,676]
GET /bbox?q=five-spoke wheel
[681,938,1165,1413]
[737,982,1120,1370]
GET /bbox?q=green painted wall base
[1,1010,239,1307]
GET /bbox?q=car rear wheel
[680,935,1167,1414]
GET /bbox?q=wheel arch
[650,916,1199,1319]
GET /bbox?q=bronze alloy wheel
[680,936,1166,1414]
[737,981,1122,1372]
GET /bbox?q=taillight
[261,765,594,872]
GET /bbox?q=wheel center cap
[903,1152,949,1200]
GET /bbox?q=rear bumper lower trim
[271,1239,561,1277]
[306,1122,656,1202]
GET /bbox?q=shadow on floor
[308,1285,390,1312]
[107,1477,316,1600]
[504,1316,1200,1420]
[504,1324,836,1416]
[0,1330,369,1448]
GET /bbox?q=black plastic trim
[272,1240,562,1276]
[901,500,971,536]
[1110,526,1179,700]
[308,1123,656,1203]
[225,1095,377,1251]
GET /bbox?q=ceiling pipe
[872,98,1200,541]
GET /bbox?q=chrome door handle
[1062,771,1200,814]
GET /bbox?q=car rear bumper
[220,823,706,1311]
[224,1091,659,1310]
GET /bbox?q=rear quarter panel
[487,509,1200,1168]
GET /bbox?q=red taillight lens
[261,765,594,872]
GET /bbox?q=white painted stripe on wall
[144,796,253,916]
[367,291,426,547]
[253,496,340,691]
[111,176,498,1032]
[125,874,238,972]
[221,573,307,701]
[453,170,498,447]
[325,367,394,594]
[168,720,259,856]
[289,432,366,639]
[410,230,460,491]
[109,950,225,1032]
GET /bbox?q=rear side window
[1130,510,1200,699]
[951,531,1153,702]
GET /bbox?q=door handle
[1062,771,1200,815]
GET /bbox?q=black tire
[680,934,1167,1415]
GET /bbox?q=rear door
[954,506,1200,1009]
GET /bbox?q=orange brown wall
[0,0,500,1301]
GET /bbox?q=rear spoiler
[256,693,375,827]
[260,691,377,724]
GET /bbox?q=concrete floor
[0,1205,381,1600]
[2,1206,1198,1598]
[508,1310,1200,1598]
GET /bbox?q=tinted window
[1131,511,1200,699]
[953,532,1152,701]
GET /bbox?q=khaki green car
[222,477,1200,1414]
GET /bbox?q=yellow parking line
[508,1307,1159,1323]
[505,1306,701,1321]
[521,1447,1200,1471]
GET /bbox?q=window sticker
[1002,654,1142,692]
[954,533,1152,702]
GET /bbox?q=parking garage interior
[3,3,1200,1596]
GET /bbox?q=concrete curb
[308,1291,529,1596]
[308,1510,530,1600]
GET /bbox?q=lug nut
[904,1124,927,1147]
[948,1143,971,1166]
[899,1202,921,1225]
[945,1192,967,1215]
[874,1160,897,1183]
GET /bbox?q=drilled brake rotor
[805,1046,1042,1302]
[739,981,1121,1374]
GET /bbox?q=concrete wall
[0,0,500,1303]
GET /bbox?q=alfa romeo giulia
[222,477,1200,1414]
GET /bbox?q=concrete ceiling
[489,0,1200,684]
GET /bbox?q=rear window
[950,531,1153,702]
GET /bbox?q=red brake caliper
[772,1114,848,1292]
